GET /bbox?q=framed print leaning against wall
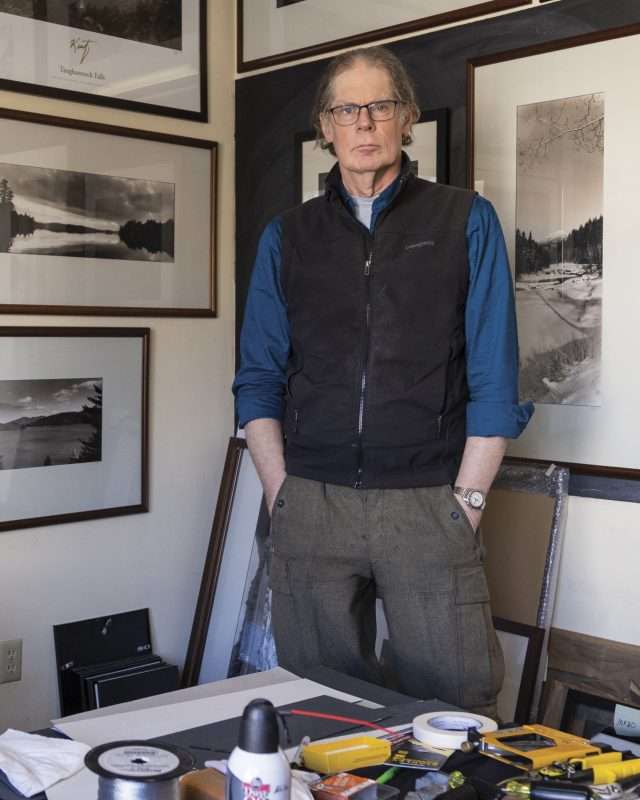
[0,327,149,532]
[238,0,533,72]
[0,2,207,120]
[295,108,448,203]
[0,108,216,316]
[469,24,640,478]
[182,437,271,687]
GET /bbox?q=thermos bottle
[226,698,291,800]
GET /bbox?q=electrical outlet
[0,639,22,684]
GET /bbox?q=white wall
[553,496,640,644]
[0,0,236,731]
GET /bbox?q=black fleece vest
[280,162,474,489]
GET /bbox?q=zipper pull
[293,409,299,433]
[364,254,372,276]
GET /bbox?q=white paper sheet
[47,678,361,800]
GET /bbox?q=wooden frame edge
[494,616,545,723]
[181,437,247,688]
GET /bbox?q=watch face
[469,490,484,509]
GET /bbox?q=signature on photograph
[69,37,95,64]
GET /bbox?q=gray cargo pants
[269,475,504,716]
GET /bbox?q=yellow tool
[569,752,623,770]
[573,757,640,784]
[302,736,391,773]
[475,724,600,770]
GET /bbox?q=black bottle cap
[238,698,279,753]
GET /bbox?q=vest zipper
[355,250,373,488]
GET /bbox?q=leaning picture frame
[494,617,544,724]
[0,108,216,316]
[469,24,640,478]
[0,2,207,121]
[0,326,149,532]
[182,437,270,687]
[238,0,533,72]
[295,108,449,203]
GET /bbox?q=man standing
[233,47,533,715]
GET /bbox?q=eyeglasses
[327,99,403,126]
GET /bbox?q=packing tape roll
[412,711,498,750]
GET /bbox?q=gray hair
[311,46,421,156]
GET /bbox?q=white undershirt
[350,194,377,231]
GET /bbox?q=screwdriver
[570,759,640,784]
[505,779,592,800]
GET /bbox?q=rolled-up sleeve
[232,217,290,427]
[465,195,534,438]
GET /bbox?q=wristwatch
[453,485,487,511]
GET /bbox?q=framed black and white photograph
[295,108,448,203]
[0,326,148,532]
[515,93,603,408]
[182,437,272,687]
[238,0,532,72]
[470,23,640,477]
[0,108,216,316]
[0,1,207,120]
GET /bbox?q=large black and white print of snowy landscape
[515,93,604,407]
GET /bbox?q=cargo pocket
[454,564,504,710]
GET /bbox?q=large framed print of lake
[0,327,149,532]
[0,109,216,316]
[471,25,640,477]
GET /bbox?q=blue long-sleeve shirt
[234,180,533,438]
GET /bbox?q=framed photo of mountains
[0,108,216,316]
[0,2,207,121]
[0,327,149,532]
[469,23,640,477]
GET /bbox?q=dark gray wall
[234,0,640,500]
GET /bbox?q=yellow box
[303,736,391,773]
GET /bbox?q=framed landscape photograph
[0,1,207,120]
[0,327,148,532]
[0,108,216,316]
[295,108,448,203]
[238,0,532,72]
[469,24,640,477]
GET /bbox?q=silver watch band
[453,485,487,511]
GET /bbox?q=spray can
[226,698,291,800]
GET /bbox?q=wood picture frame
[494,617,544,724]
[0,326,149,532]
[238,0,533,73]
[468,23,640,478]
[0,2,208,121]
[182,437,269,687]
[0,108,216,317]
[295,108,449,204]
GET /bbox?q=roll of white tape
[412,711,498,750]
